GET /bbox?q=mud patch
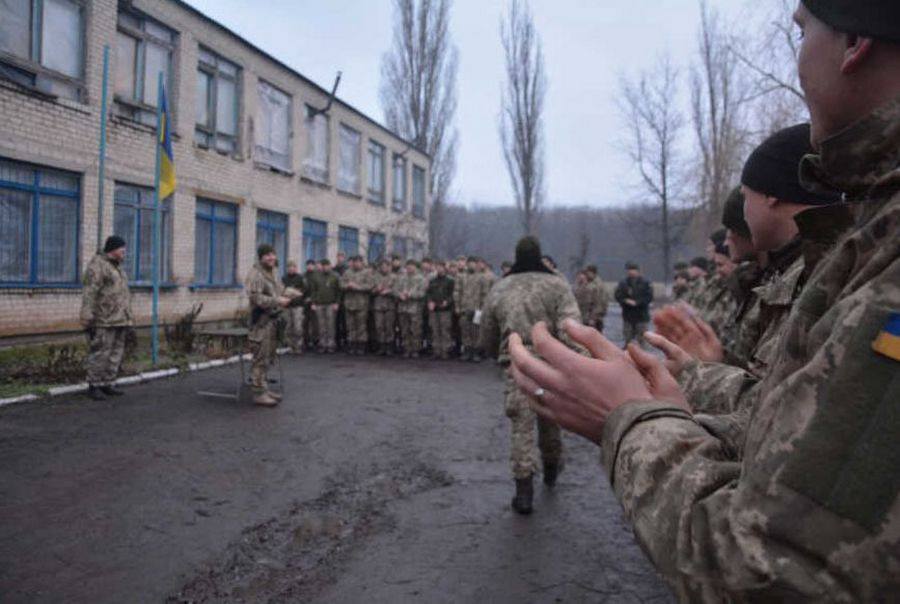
[168,462,453,603]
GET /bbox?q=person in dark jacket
[614,261,653,346]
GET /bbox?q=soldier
[371,259,398,355]
[500,261,512,277]
[309,259,340,353]
[391,254,403,274]
[479,257,497,291]
[574,271,590,321]
[682,256,709,307]
[341,255,373,355]
[396,260,428,358]
[245,244,292,407]
[510,2,900,597]
[482,236,582,514]
[80,236,133,401]
[613,261,653,346]
[457,256,489,362]
[282,260,306,354]
[583,265,609,332]
[671,261,690,300]
[701,234,736,335]
[426,261,455,359]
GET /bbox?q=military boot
[543,459,563,488]
[86,385,106,401]
[253,392,279,407]
[511,476,534,515]
[100,385,124,396]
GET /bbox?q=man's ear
[841,34,874,74]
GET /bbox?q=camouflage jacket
[371,271,397,311]
[600,97,900,601]
[309,271,340,305]
[394,271,428,314]
[426,275,455,311]
[340,268,373,311]
[481,272,582,364]
[456,270,489,313]
[683,274,708,308]
[672,281,690,301]
[575,277,609,326]
[245,262,284,340]
[80,253,133,327]
[718,259,764,366]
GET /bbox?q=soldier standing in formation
[80,236,133,401]
[456,256,489,362]
[309,259,340,353]
[395,260,428,358]
[371,259,398,355]
[341,256,374,355]
[282,260,306,354]
[426,261,455,359]
[482,236,581,514]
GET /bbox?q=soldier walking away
[80,236,133,401]
[396,260,428,358]
[245,244,292,407]
[614,262,653,346]
[310,259,340,353]
[426,261,455,359]
[282,260,306,354]
[371,260,398,355]
[482,237,582,514]
[341,255,374,355]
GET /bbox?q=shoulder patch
[872,312,900,362]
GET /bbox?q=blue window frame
[194,198,237,285]
[392,154,406,212]
[338,225,359,257]
[367,231,386,264]
[391,236,408,259]
[0,158,80,286]
[256,209,288,264]
[412,165,426,218]
[302,218,328,263]
[113,183,171,283]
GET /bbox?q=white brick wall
[0,0,430,338]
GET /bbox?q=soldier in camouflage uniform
[341,256,374,355]
[310,259,340,353]
[371,260,398,355]
[281,260,306,354]
[583,265,609,332]
[457,257,489,362]
[395,260,428,358]
[426,261,455,359]
[245,244,292,406]
[700,233,737,335]
[482,236,582,515]
[80,236,133,401]
[510,3,900,596]
[682,256,709,307]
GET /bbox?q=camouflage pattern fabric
[504,372,562,479]
[575,276,609,331]
[698,273,735,336]
[84,326,127,386]
[340,268,373,312]
[600,97,900,601]
[80,253,133,327]
[314,305,336,350]
[429,311,453,358]
[372,271,398,346]
[245,262,284,393]
[285,306,304,352]
[396,271,428,353]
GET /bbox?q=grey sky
[185,0,751,208]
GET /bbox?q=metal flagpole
[151,72,164,366]
[96,45,110,250]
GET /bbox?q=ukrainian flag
[872,312,900,362]
[158,87,176,200]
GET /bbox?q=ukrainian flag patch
[872,312,900,362]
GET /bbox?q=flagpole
[152,72,164,367]
[96,45,110,251]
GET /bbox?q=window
[302,218,328,263]
[114,9,176,126]
[412,165,426,218]
[302,106,329,183]
[391,236,408,260]
[255,80,291,171]
[0,158,79,285]
[256,209,288,266]
[411,240,425,260]
[367,140,385,205]
[337,124,361,194]
[338,226,359,257]
[367,232,386,264]
[195,48,240,154]
[194,198,237,285]
[113,184,171,283]
[0,0,85,100]
[392,154,407,212]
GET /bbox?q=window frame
[337,225,359,257]
[255,208,288,265]
[0,0,87,101]
[193,197,238,287]
[412,164,427,219]
[194,46,241,156]
[367,231,386,264]
[367,139,385,205]
[336,123,361,195]
[391,235,408,260]
[112,182,173,285]
[301,217,328,264]
[254,79,292,172]
[0,158,81,288]
[392,153,407,213]
[301,105,330,184]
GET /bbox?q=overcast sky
[185,0,752,208]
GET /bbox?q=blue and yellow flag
[872,312,900,362]
[158,86,176,199]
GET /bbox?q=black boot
[511,476,533,515]
[100,385,124,396]
[86,385,106,401]
[543,459,563,488]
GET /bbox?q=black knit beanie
[509,236,554,276]
[741,124,838,206]
[103,235,126,253]
[257,243,276,259]
[721,187,751,238]
[802,0,900,43]
[690,256,710,272]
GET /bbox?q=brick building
[0,0,431,339]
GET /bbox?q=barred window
[194,198,237,285]
[0,158,79,285]
[113,183,172,283]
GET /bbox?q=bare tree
[499,0,546,236]
[380,0,459,256]
[618,54,687,283]
[690,0,751,236]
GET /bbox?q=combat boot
[86,385,106,401]
[253,392,278,407]
[511,476,533,515]
[100,385,124,396]
[543,459,563,488]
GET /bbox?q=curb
[0,349,285,408]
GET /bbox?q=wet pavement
[0,308,673,603]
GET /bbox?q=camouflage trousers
[429,311,453,357]
[504,372,562,479]
[248,322,277,394]
[622,321,647,347]
[461,313,481,350]
[313,305,336,350]
[372,305,396,346]
[345,307,369,345]
[286,307,304,352]
[398,310,423,353]
[85,326,127,386]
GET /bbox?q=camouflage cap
[802,0,900,43]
